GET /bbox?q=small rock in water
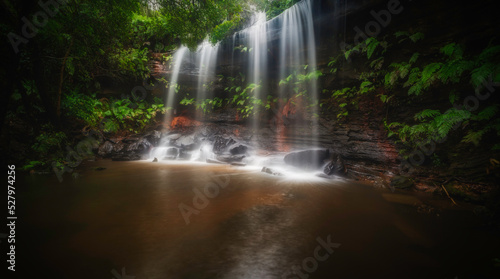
[216,155,245,163]
[152,157,158,162]
[316,173,334,179]
[323,155,346,176]
[206,158,226,164]
[390,176,414,189]
[231,162,247,167]
[261,166,283,176]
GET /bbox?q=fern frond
[478,45,500,62]
[470,63,497,88]
[409,53,420,64]
[440,43,464,59]
[414,109,441,121]
[439,59,474,84]
[473,105,499,121]
[365,38,380,59]
[409,32,425,43]
[404,69,421,88]
[370,57,384,70]
[420,62,443,89]
[462,129,486,146]
[408,83,423,95]
[394,31,410,38]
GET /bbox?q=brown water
[14,160,500,279]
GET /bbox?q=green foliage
[110,47,150,78]
[159,0,243,49]
[387,108,473,145]
[266,0,301,20]
[370,57,385,70]
[414,109,441,121]
[209,15,242,44]
[180,97,195,106]
[61,88,166,133]
[62,89,101,126]
[101,98,166,133]
[344,37,387,60]
[365,37,380,59]
[22,161,46,171]
[394,31,425,43]
[32,128,67,157]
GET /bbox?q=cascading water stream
[244,12,268,134]
[196,41,219,120]
[276,0,318,150]
[165,46,188,123]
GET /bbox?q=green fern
[432,108,471,138]
[370,57,384,70]
[439,59,474,84]
[473,105,499,121]
[365,37,380,59]
[478,45,500,62]
[462,129,487,146]
[394,31,409,38]
[440,43,464,59]
[414,109,441,121]
[449,91,459,105]
[409,52,420,64]
[394,31,424,44]
[409,32,425,43]
[471,63,499,88]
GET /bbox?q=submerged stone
[284,149,330,170]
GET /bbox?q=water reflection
[17,160,500,279]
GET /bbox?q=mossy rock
[390,176,414,189]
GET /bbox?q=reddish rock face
[170,116,201,129]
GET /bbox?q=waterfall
[165,46,188,124]
[165,0,318,146]
[276,0,318,150]
[245,12,268,132]
[196,41,219,103]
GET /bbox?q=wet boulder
[213,136,236,154]
[145,130,162,146]
[323,155,346,176]
[164,147,178,160]
[261,167,283,176]
[126,138,152,153]
[98,141,114,157]
[284,149,330,170]
[178,149,192,160]
[161,133,182,146]
[107,137,152,161]
[176,134,196,146]
[230,145,248,155]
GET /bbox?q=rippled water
[15,160,500,278]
